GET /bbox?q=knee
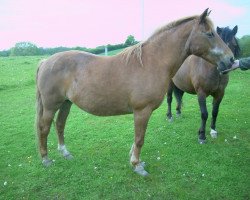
[40,127,50,136]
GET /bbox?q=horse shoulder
[172,56,196,94]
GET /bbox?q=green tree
[0,50,10,57]
[125,35,136,46]
[10,42,40,56]
[239,35,250,58]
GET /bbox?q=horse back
[37,50,136,115]
[37,51,101,108]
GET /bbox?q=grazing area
[0,55,249,199]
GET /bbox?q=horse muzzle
[217,57,235,74]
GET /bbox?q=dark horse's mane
[220,26,241,58]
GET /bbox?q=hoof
[167,117,173,122]
[198,139,206,144]
[176,113,181,118]
[58,145,73,159]
[133,162,149,176]
[140,161,146,168]
[42,158,54,167]
[64,154,73,160]
[210,129,218,138]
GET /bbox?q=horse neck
[144,21,194,74]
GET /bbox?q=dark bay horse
[166,26,240,144]
[36,9,234,176]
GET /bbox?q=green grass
[0,55,249,199]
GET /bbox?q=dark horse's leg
[173,85,184,117]
[210,93,224,138]
[166,81,174,122]
[197,92,208,144]
[130,107,152,176]
[56,100,73,159]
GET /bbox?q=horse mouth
[220,65,239,74]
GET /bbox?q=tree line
[0,35,138,57]
[0,35,250,57]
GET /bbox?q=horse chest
[199,73,228,94]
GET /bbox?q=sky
[0,0,249,50]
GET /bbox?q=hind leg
[166,81,174,122]
[56,100,73,159]
[37,109,56,166]
[174,85,184,117]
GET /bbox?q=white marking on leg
[129,143,148,176]
[210,129,218,138]
[129,143,134,157]
[129,144,137,164]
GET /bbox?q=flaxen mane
[148,16,197,41]
[119,43,144,67]
[119,15,213,67]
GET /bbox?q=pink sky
[0,0,249,50]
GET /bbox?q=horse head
[217,26,241,58]
[185,8,235,73]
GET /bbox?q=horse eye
[206,32,214,38]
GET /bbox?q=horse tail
[35,60,46,134]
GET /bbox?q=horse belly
[75,96,132,116]
[68,81,132,116]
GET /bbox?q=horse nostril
[230,57,235,64]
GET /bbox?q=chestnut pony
[36,9,234,176]
[166,26,240,144]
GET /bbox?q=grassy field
[0,54,249,199]
[98,48,125,56]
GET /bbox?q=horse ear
[199,8,210,24]
[232,25,238,36]
[217,26,222,35]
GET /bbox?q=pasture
[0,54,249,199]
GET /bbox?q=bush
[239,35,250,58]
[10,42,40,56]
